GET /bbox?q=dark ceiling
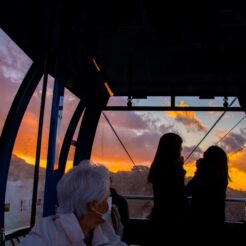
[1,0,246,98]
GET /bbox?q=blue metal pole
[43,76,64,217]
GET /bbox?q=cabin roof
[1,0,246,99]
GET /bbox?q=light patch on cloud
[0,30,32,84]
[1,65,26,84]
[166,101,207,132]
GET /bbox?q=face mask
[95,197,112,221]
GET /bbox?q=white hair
[56,159,110,218]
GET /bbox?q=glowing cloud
[166,101,207,132]
[228,149,246,173]
[229,167,246,191]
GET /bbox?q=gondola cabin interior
[1,0,246,245]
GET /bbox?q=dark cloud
[103,111,149,130]
[159,123,173,134]
[94,111,176,164]
[220,132,246,153]
[93,125,162,164]
[175,115,207,132]
[240,128,246,136]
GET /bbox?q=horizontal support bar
[123,195,246,202]
[104,106,243,112]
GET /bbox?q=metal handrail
[123,195,246,203]
[104,106,243,112]
[5,226,31,242]
[3,195,246,242]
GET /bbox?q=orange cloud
[13,111,39,157]
[91,156,133,173]
[229,167,246,191]
[166,101,207,132]
[184,161,196,177]
[228,149,246,173]
[13,143,246,191]
[184,149,246,191]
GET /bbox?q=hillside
[5,157,246,227]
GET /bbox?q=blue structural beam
[0,62,44,229]
[74,96,109,165]
[43,76,65,217]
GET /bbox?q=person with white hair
[20,160,127,246]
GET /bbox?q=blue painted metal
[57,100,85,180]
[0,62,44,229]
[43,75,65,217]
[74,96,109,165]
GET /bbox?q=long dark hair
[202,145,229,184]
[148,133,183,183]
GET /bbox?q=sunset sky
[1,28,246,191]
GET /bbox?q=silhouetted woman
[147,133,188,244]
[186,145,229,242]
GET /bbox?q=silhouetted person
[147,133,188,245]
[186,145,229,244]
[110,177,130,244]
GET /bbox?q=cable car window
[4,76,51,232]
[92,96,246,221]
[175,96,240,107]
[0,28,32,136]
[107,96,171,107]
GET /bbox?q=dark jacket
[110,188,129,244]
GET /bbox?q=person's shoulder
[20,215,57,246]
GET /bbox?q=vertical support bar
[238,95,246,114]
[0,227,5,246]
[74,96,109,165]
[57,100,85,179]
[43,76,64,217]
[0,62,43,229]
[171,96,175,108]
[30,56,49,227]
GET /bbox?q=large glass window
[0,28,32,136]
[92,96,246,221]
[5,79,44,232]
